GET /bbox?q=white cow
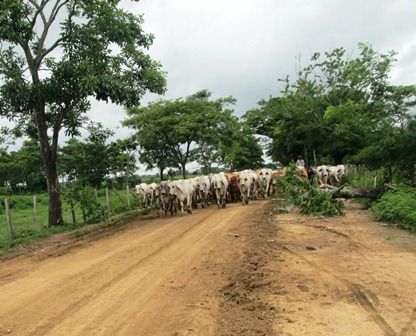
[155,181,173,215]
[328,165,346,185]
[238,170,256,205]
[316,165,329,186]
[197,175,211,208]
[210,173,228,208]
[169,179,194,214]
[135,183,152,207]
[256,168,273,199]
[148,182,158,204]
[188,177,200,208]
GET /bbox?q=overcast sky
[86,0,416,143]
[2,0,416,168]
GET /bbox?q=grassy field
[0,188,144,255]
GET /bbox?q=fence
[0,187,142,251]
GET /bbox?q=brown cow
[226,172,241,202]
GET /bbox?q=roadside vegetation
[371,187,416,232]
[0,187,146,255]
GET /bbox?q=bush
[276,164,344,217]
[0,186,12,195]
[371,187,416,232]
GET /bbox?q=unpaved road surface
[0,201,415,335]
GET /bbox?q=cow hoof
[187,209,192,214]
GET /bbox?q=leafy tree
[218,120,264,171]
[245,44,416,173]
[0,0,165,226]
[107,138,137,186]
[124,90,236,178]
[12,139,46,192]
[0,139,46,192]
[59,123,113,188]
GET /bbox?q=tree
[124,90,236,178]
[59,123,113,188]
[218,121,264,171]
[245,44,415,171]
[11,139,46,192]
[0,1,165,225]
[107,138,137,186]
[0,139,46,193]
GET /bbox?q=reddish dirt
[0,200,415,335]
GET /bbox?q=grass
[0,188,144,255]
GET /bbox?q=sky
[2,0,416,171]
[87,0,416,143]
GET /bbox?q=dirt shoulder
[269,202,416,336]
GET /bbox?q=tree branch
[35,0,70,66]
[28,0,50,30]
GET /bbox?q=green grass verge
[0,188,145,255]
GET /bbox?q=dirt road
[0,200,415,335]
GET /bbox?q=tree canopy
[245,44,416,181]
[0,0,166,225]
[123,90,237,178]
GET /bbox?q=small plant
[276,164,344,217]
[62,183,107,224]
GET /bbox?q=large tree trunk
[181,162,186,179]
[44,149,64,226]
[159,167,165,181]
[320,185,384,199]
[34,101,64,227]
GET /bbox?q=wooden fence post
[33,195,38,226]
[70,199,76,225]
[126,185,131,210]
[94,188,98,201]
[4,199,14,240]
[106,187,110,212]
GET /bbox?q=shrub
[371,187,416,232]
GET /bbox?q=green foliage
[0,187,143,254]
[0,0,166,226]
[124,90,237,178]
[344,168,384,188]
[371,187,416,231]
[0,139,46,192]
[218,122,264,171]
[244,44,416,171]
[61,183,106,224]
[277,164,344,217]
[59,123,116,188]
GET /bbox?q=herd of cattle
[134,164,346,216]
